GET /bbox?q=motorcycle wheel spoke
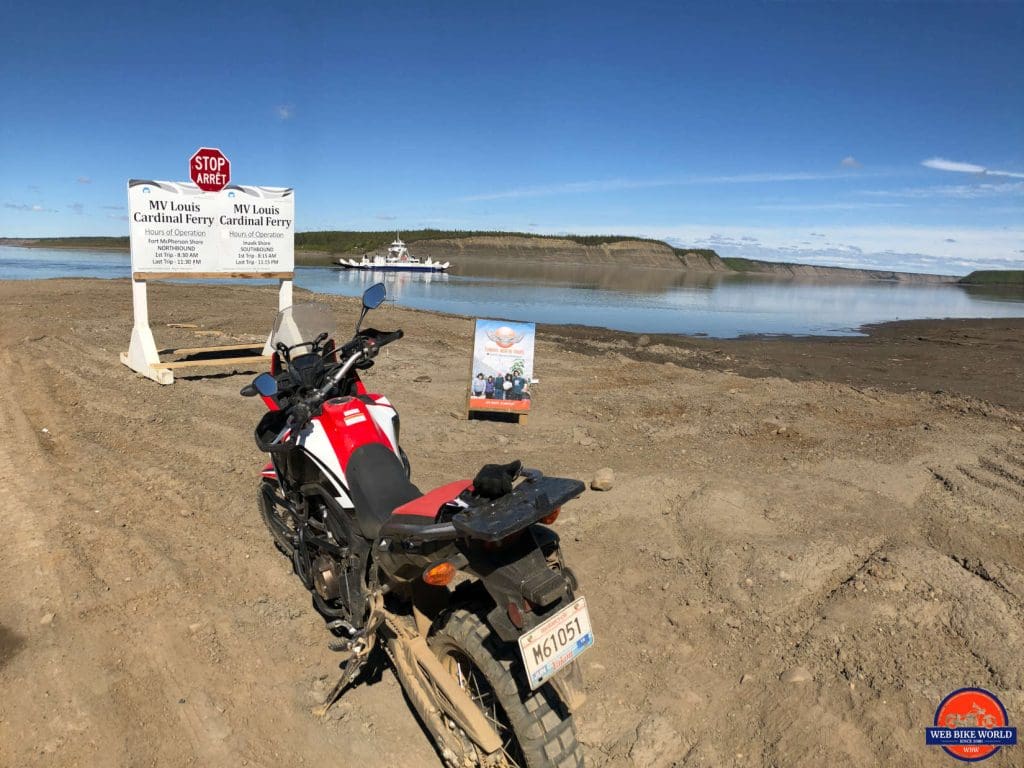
[449,656,524,768]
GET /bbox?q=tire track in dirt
[5,279,1024,767]
[0,348,112,763]
[916,438,1024,692]
[0,339,439,766]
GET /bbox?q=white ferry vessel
[337,236,450,272]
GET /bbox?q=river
[2,245,1022,338]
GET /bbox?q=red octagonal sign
[189,147,231,192]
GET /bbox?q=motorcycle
[240,284,592,767]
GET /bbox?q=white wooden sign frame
[120,180,295,385]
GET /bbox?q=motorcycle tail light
[540,508,561,525]
[423,561,455,587]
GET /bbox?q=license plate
[517,597,594,689]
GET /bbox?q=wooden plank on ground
[152,355,267,370]
[166,343,264,356]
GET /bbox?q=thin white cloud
[840,156,861,168]
[553,222,1024,275]
[755,201,907,211]
[863,181,1024,199]
[922,157,1024,179]
[923,158,984,173]
[461,178,671,201]
[275,104,294,120]
[4,202,57,212]
[460,170,879,202]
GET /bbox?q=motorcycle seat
[345,443,423,540]
[390,480,473,522]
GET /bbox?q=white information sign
[127,180,294,274]
[121,179,295,385]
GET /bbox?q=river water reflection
[3,246,1022,338]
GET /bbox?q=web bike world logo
[926,688,1017,762]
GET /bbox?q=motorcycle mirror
[356,282,386,333]
[253,372,278,397]
[362,282,386,310]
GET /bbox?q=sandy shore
[1,279,1022,767]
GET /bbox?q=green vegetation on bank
[14,235,1010,283]
[721,257,766,272]
[294,229,695,254]
[959,270,1024,286]
[23,236,130,250]
[672,247,720,261]
[4,230,722,266]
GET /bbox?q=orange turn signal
[540,508,561,525]
[423,561,456,587]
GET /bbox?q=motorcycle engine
[312,553,345,601]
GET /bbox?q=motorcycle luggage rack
[451,476,585,543]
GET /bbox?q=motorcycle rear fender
[468,526,574,643]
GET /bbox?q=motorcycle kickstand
[311,641,370,718]
[311,592,386,718]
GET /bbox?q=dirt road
[1,279,1022,767]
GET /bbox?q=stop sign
[189,147,231,192]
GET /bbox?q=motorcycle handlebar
[258,329,405,443]
[291,402,312,427]
[312,328,402,402]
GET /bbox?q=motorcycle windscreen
[270,302,336,349]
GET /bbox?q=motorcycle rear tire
[430,609,583,768]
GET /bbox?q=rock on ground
[590,467,614,491]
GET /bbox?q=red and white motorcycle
[241,284,593,767]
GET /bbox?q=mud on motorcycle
[240,284,594,767]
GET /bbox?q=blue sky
[1,1,1022,274]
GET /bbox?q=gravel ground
[1,279,1021,767]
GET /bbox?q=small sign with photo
[468,319,535,423]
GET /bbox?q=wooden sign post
[120,177,295,384]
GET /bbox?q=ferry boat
[337,236,450,272]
